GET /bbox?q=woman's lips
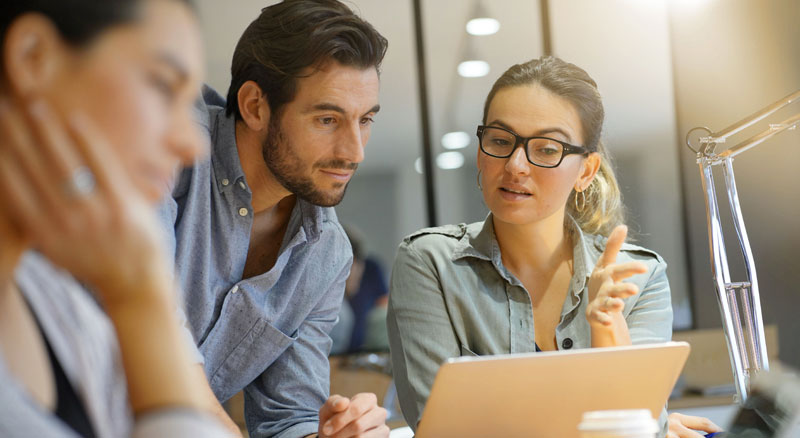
[499,186,532,201]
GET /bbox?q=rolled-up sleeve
[626,258,673,345]
[243,257,350,438]
[387,242,460,431]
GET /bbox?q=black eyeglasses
[476,125,591,168]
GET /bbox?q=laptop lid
[416,341,690,438]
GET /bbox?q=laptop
[415,341,690,438]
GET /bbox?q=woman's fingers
[0,143,44,238]
[0,96,162,297]
[586,306,614,326]
[0,100,62,215]
[608,261,648,282]
[597,225,628,268]
[604,282,639,299]
[588,309,613,326]
[67,111,128,203]
[669,413,722,434]
[27,100,88,198]
[587,282,638,326]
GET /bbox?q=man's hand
[317,393,389,438]
[667,412,722,438]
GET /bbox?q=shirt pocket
[199,293,298,402]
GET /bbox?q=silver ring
[63,166,96,199]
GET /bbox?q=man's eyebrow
[303,103,381,117]
[155,52,189,81]
[307,103,346,114]
[487,119,574,141]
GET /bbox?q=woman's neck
[492,211,572,278]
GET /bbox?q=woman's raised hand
[585,225,647,346]
[0,98,171,307]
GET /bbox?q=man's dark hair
[225,0,388,120]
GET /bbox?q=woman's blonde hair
[482,56,624,237]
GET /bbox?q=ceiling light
[414,157,424,174]
[466,18,500,36]
[458,60,490,78]
[436,151,465,170]
[441,131,471,149]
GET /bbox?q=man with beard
[158,1,390,437]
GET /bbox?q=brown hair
[483,56,624,236]
[225,0,388,120]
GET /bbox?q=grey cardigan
[387,216,673,432]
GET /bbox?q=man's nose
[336,121,366,164]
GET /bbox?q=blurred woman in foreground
[0,0,227,436]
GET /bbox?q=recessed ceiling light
[458,60,490,78]
[442,131,471,149]
[466,18,500,36]
[436,151,465,170]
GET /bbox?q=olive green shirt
[387,216,673,432]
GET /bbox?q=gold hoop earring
[476,170,483,190]
[575,190,586,212]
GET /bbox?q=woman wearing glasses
[387,56,720,438]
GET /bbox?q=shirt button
[231,285,239,294]
[221,178,230,186]
[562,338,573,349]
[238,181,246,190]
[238,207,248,217]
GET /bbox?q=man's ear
[237,80,271,131]
[575,152,601,191]
[2,13,65,98]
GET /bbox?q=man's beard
[261,116,357,207]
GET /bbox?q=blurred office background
[195,0,799,368]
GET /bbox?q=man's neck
[493,211,572,279]
[234,120,292,215]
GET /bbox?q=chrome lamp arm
[686,89,800,404]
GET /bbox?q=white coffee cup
[578,409,659,438]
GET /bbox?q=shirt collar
[452,213,493,262]
[452,214,596,291]
[209,106,246,192]
[296,198,325,244]
[451,214,521,286]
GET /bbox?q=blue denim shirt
[159,88,352,438]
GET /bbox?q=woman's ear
[237,80,271,132]
[575,152,601,191]
[2,13,65,98]
[476,146,486,172]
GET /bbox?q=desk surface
[669,394,735,409]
